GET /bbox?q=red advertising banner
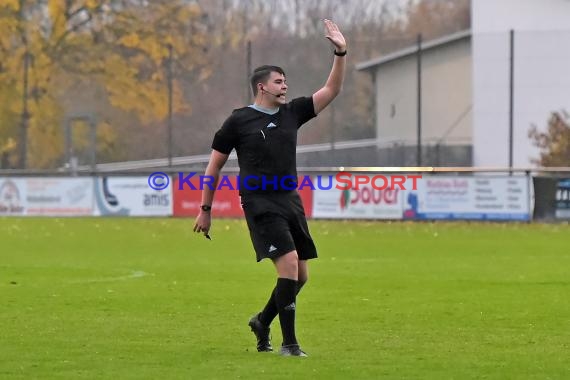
[173,176,242,217]
[173,175,313,218]
[298,182,313,218]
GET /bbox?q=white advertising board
[0,177,93,216]
[94,176,172,216]
[0,178,27,216]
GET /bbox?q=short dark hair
[250,65,285,96]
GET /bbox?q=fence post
[64,114,97,175]
[509,29,515,174]
[166,43,173,167]
[526,170,532,222]
[416,34,423,167]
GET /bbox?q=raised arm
[193,149,230,237]
[312,19,347,115]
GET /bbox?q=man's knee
[275,251,299,278]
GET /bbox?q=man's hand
[193,211,211,238]
[324,19,346,53]
[312,19,347,114]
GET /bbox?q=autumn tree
[0,0,211,169]
[529,111,570,166]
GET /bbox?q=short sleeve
[290,96,317,127]
[211,116,237,154]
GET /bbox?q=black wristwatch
[201,205,212,212]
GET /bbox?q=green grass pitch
[1,218,569,379]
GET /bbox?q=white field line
[68,270,153,284]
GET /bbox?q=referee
[194,19,346,357]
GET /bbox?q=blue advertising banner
[403,176,531,221]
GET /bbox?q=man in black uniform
[194,19,346,357]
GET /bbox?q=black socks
[258,287,278,326]
[259,279,306,327]
[274,278,298,346]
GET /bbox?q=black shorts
[241,191,318,262]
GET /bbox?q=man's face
[261,71,288,105]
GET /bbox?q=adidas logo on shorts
[268,245,277,253]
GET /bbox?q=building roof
[355,29,471,71]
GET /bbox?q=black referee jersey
[211,97,316,195]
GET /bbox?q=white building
[356,31,472,166]
[356,0,570,168]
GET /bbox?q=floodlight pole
[246,40,252,104]
[19,50,31,169]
